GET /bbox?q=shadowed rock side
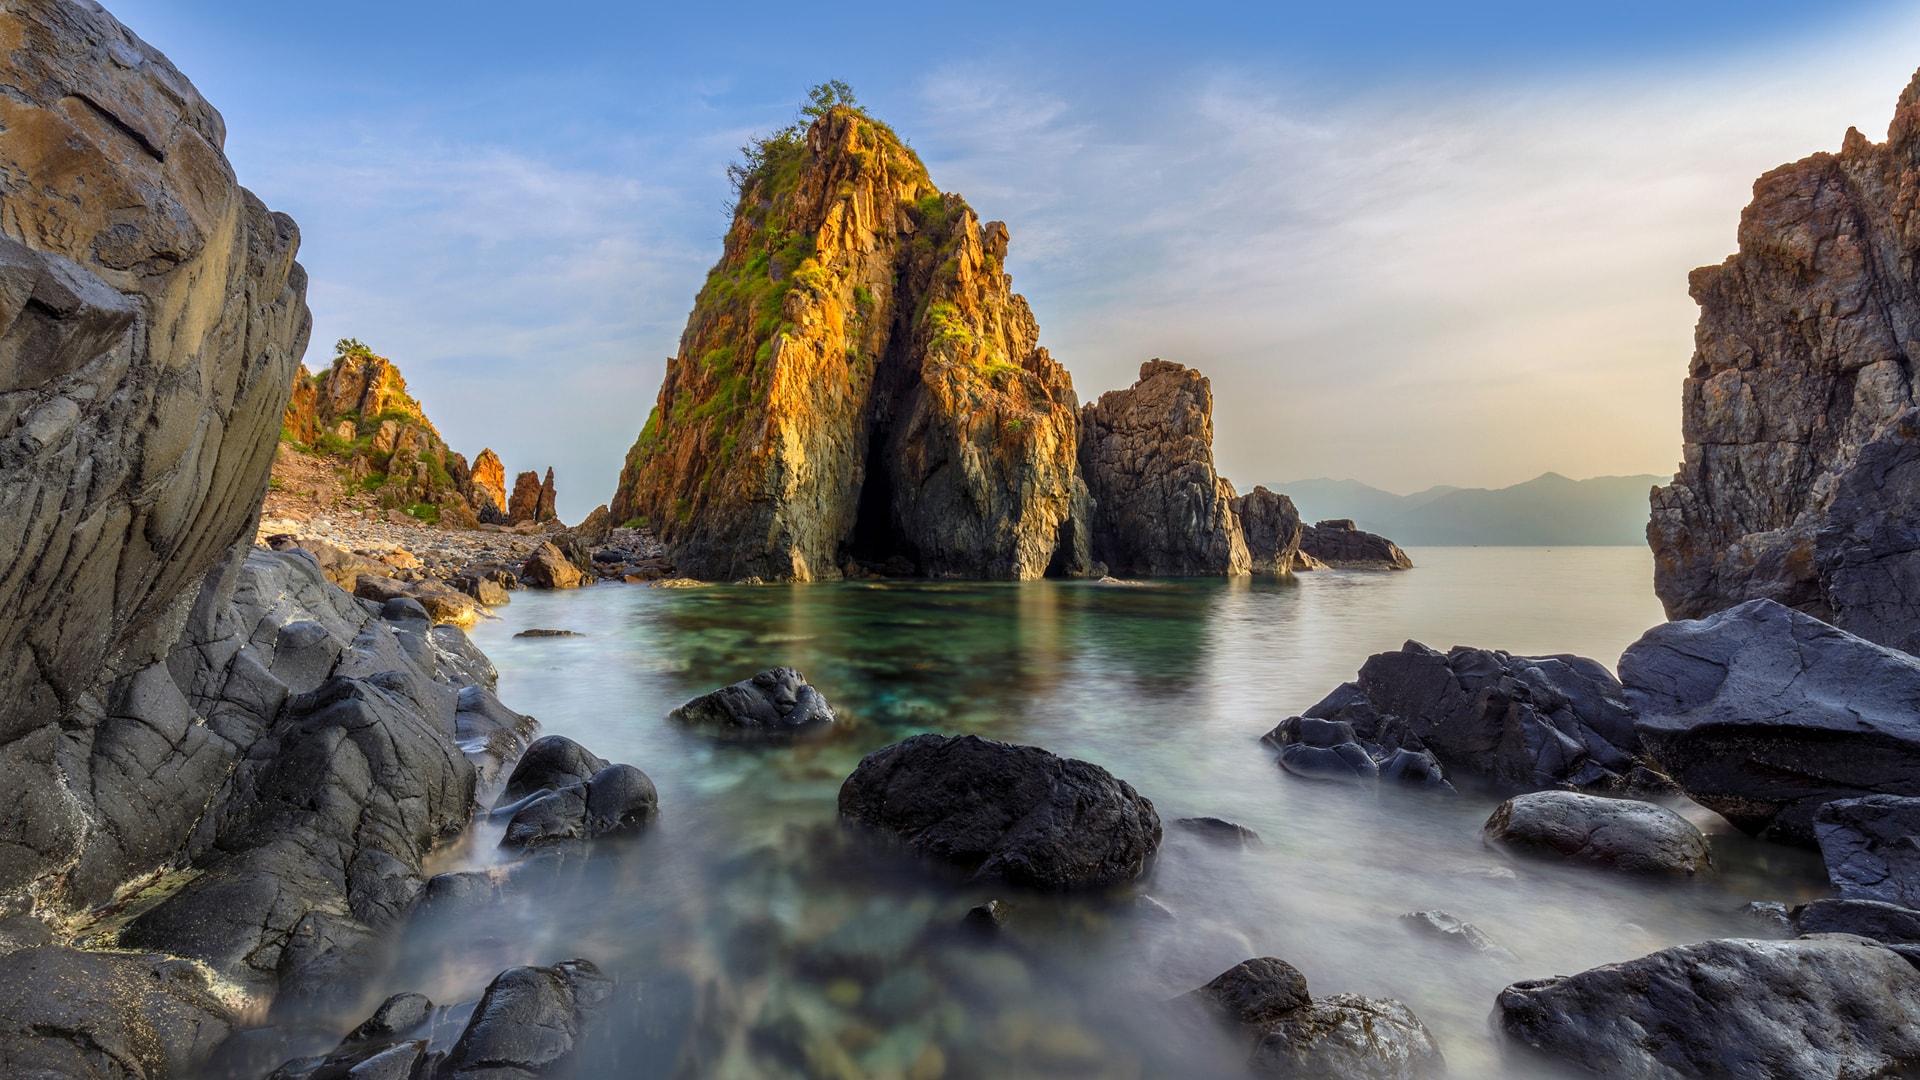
[1649,70,1920,654]
[1299,519,1413,570]
[610,105,1087,581]
[1079,359,1250,576]
[1237,486,1304,575]
[0,0,311,907]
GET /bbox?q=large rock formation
[1078,359,1250,576]
[470,447,507,519]
[610,103,1088,581]
[0,0,310,907]
[1299,519,1413,570]
[1649,71,1920,654]
[1236,486,1303,576]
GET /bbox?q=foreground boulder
[521,541,585,589]
[499,763,659,853]
[838,734,1160,888]
[1622,598,1920,844]
[1295,642,1657,795]
[1815,795,1920,907]
[1298,520,1412,570]
[1497,936,1920,1078]
[1484,791,1711,875]
[668,667,836,740]
[1182,956,1445,1079]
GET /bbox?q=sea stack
[1650,71,1920,654]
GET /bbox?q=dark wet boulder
[441,959,613,1078]
[1263,716,1453,791]
[1496,936,1920,1079]
[454,685,540,794]
[1815,795,1920,907]
[500,763,659,853]
[1400,910,1517,961]
[1622,598,1920,844]
[1794,898,1920,945]
[1180,957,1445,1078]
[838,734,1161,889]
[1184,957,1312,1029]
[668,667,836,739]
[0,945,236,1079]
[1300,641,1659,795]
[1483,791,1710,875]
[496,735,609,808]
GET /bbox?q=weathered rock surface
[838,733,1160,888]
[499,763,659,853]
[1483,791,1711,875]
[1296,641,1658,795]
[536,466,558,523]
[352,573,480,626]
[496,735,610,809]
[521,541,584,589]
[0,945,237,1078]
[1649,72,1920,655]
[1794,898,1920,945]
[668,667,836,739]
[1263,715,1453,791]
[1622,598,1920,844]
[507,470,541,525]
[0,0,311,907]
[1399,910,1516,961]
[1181,957,1445,1079]
[469,448,507,521]
[1815,795,1920,907]
[1078,359,1251,577]
[610,104,1088,581]
[1237,486,1304,576]
[1298,520,1413,570]
[1496,936,1920,1079]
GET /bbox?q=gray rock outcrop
[1236,486,1304,576]
[1648,71,1920,655]
[1079,359,1251,576]
[668,666,836,740]
[0,0,311,908]
[1621,598,1920,844]
[1496,936,1920,1079]
[1814,795,1920,907]
[1298,519,1413,570]
[1483,791,1711,875]
[837,733,1161,889]
[1294,641,1657,795]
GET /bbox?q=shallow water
[365,549,1823,1077]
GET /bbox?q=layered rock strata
[1079,360,1250,576]
[1649,71,1920,653]
[611,105,1088,581]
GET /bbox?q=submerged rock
[668,667,836,739]
[1263,716,1452,792]
[1174,817,1265,848]
[1297,520,1412,570]
[1483,791,1710,875]
[1815,795,1920,907]
[1399,910,1517,961]
[1496,936,1920,1079]
[838,734,1161,889]
[1622,598,1920,844]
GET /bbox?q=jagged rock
[1622,598,1920,844]
[1794,898,1920,945]
[0,0,310,907]
[284,365,321,444]
[1296,641,1657,795]
[1079,360,1251,577]
[611,104,1088,581]
[1298,520,1413,570]
[1262,715,1452,791]
[508,470,541,525]
[470,448,507,520]
[265,535,387,590]
[569,504,613,547]
[1181,957,1445,1079]
[1483,791,1711,875]
[0,946,237,1078]
[521,541,584,589]
[668,667,836,740]
[1237,486,1304,576]
[537,466,558,523]
[446,572,510,607]
[838,733,1160,889]
[1650,73,1920,655]
[1815,796,1920,907]
[1496,936,1920,1079]
[1291,549,1330,572]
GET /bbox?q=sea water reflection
[380,548,1826,1077]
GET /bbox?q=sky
[106,0,1919,522]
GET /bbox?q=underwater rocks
[838,734,1160,889]
[1497,936,1920,1079]
[1078,359,1251,577]
[668,667,836,739]
[1483,791,1711,876]
[1814,795,1920,907]
[1623,598,1920,844]
[1263,716,1452,791]
[1399,911,1516,961]
[1294,642,1658,796]
[1649,70,1920,655]
[1182,957,1445,1079]
[1297,520,1412,570]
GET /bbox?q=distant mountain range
[1270,473,1666,546]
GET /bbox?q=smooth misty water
[370,549,1825,1078]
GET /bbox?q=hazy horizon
[108,0,1917,521]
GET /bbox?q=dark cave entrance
[846,427,919,573]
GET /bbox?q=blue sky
[109,0,1914,521]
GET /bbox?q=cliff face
[1650,70,1920,652]
[610,106,1086,580]
[1078,360,1249,576]
[0,0,310,900]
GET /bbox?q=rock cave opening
[846,423,919,574]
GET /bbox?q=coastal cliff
[609,101,1087,580]
[1651,70,1920,652]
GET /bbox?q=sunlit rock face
[609,106,1088,581]
[1651,69,1920,654]
[0,0,310,903]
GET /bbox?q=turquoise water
[386,548,1825,1077]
